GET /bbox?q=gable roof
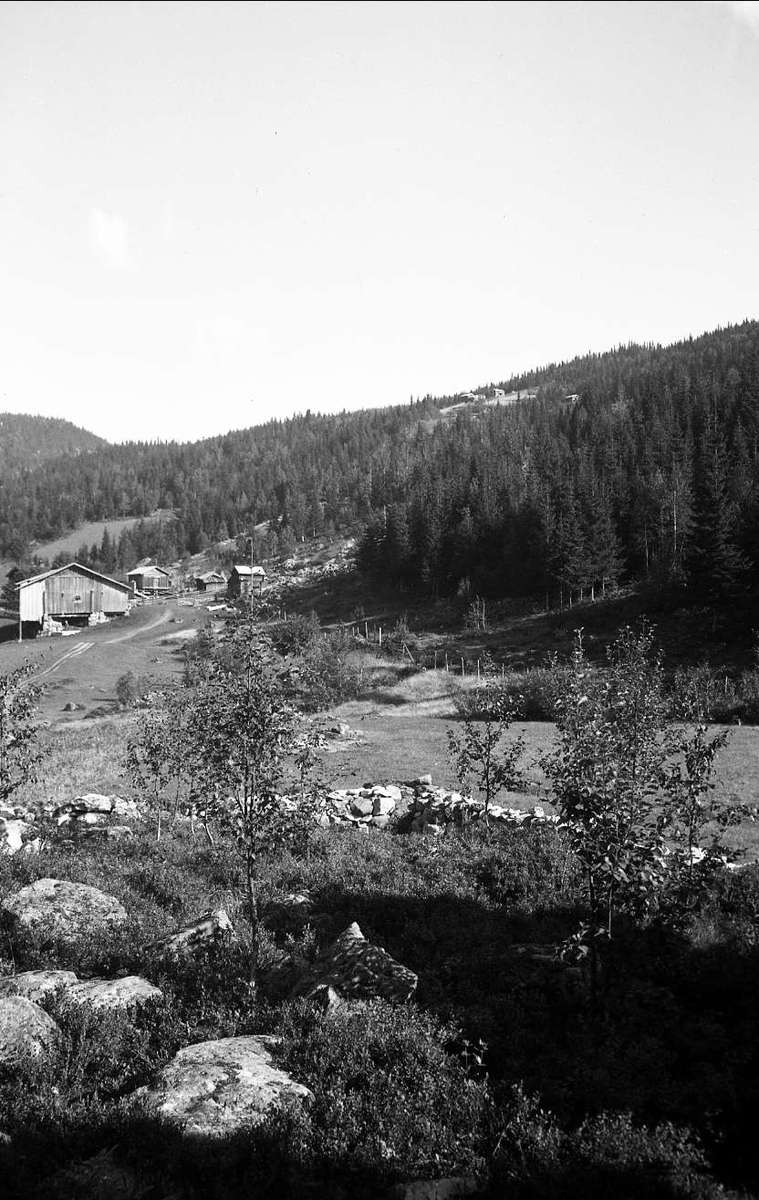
[127,565,172,578]
[15,562,130,594]
[233,564,266,576]
[197,570,226,583]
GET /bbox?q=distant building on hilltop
[227,564,266,599]
[127,565,173,596]
[15,562,130,639]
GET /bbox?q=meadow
[4,606,759,1198]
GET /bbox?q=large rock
[78,825,134,842]
[64,976,163,1011]
[53,793,114,825]
[262,891,316,936]
[0,996,60,1067]
[0,819,24,855]
[144,908,234,959]
[388,1179,479,1200]
[0,969,78,1003]
[292,923,417,1005]
[136,1035,312,1137]
[1,878,128,946]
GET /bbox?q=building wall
[19,569,129,622]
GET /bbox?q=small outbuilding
[227,564,266,599]
[127,565,173,596]
[15,563,131,637]
[194,570,227,594]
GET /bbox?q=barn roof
[127,565,172,578]
[197,570,226,582]
[15,562,131,593]
[233,564,266,576]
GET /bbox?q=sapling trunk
[246,850,259,987]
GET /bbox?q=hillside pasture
[0,509,177,588]
[0,597,212,724]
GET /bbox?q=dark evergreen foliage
[2,321,759,602]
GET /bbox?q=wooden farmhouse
[16,563,131,638]
[127,565,173,596]
[194,570,227,594]
[227,564,266,599]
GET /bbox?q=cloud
[708,1,759,36]
[88,208,133,270]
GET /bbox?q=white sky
[1,0,758,444]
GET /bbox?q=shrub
[490,1087,724,1198]
[276,998,490,1188]
[115,670,152,710]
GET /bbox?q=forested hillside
[2,320,759,603]
[0,414,105,475]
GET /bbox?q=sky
[1,1,758,445]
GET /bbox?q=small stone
[350,796,374,818]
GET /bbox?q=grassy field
[12,649,759,864]
[6,595,759,1197]
[0,597,213,725]
[0,509,176,589]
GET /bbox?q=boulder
[1,878,129,946]
[144,908,234,959]
[79,825,134,842]
[350,796,374,818]
[0,996,60,1067]
[292,923,417,1005]
[373,795,396,817]
[111,796,141,820]
[259,952,310,1002]
[136,1034,312,1137]
[53,793,114,824]
[371,785,403,803]
[387,1178,479,1200]
[0,819,25,855]
[64,976,163,1011]
[262,891,315,936]
[0,969,78,1003]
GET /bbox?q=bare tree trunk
[246,852,259,987]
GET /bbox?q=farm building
[127,565,173,596]
[227,564,266,599]
[15,563,131,636]
[194,570,227,594]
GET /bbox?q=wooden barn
[194,570,227,594]
[227,564,266,599]
[16,563,131,636]
[127,565,173,596]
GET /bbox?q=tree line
[2,320,759,603]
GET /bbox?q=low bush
[489,1087,725,1199]
[276,998,490,1189]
